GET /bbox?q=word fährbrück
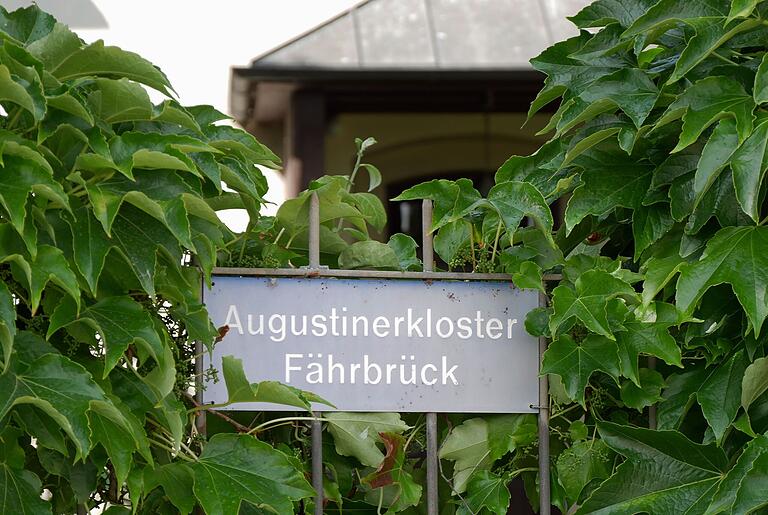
[285,353,459,385]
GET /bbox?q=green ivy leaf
[362,432,422,512]
[669,18,760,84]
[0,347,111,459]
[393,178,481,232]
[529,32,625,116]
[754,51,768,104]
[110,205,183,298]
[549,270,636,340]
[564,148,654,233]
[192,433,314,515]
[65,204,111,295]
[52,39,174,96]
[0,64,43,120]
[438,417,492,494]
[568,0,658,29]
[325,412,409,468]
[0,281,15,372]
[512,261,544,292]
[221,355,330,410]
[457,470,510,515]
[20,244,79,315]
[615,302,682,385]
[558,68,659,131]
[434,220,470,265]
[87,77,152,123]
[88,400,151,487]
[579,422,727,514]
[742,356,768,412]
[387,233,421,271]
[25,21,81,70]
[620,368,665,411]
[729,0,760,20]
[731,451,768,514]
[698,350,749,442]
[677,226,768,335]
[495,139,566,198]
[624,0,730,38]
[730,116,768,221]
[344,191,386,231]
[632,203,674,260]
[205,125,280,166]
[359,163,382,192]
[144,463,195,515]
[705,435,768,514]
[48,295,165,376]
[0,5,55,44]
[482,181,554,236]
[0,151,68,240]
[541,334,621,407]
[338,240,400,270]
[486,414,537,460]
[692,118,739,212]
[556,440,614,504]
[658,353,747,442]
[0,465,50,515]
[661,76,754,153]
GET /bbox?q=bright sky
[78,1,359,114]
[75,1,361,229]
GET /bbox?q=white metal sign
[203,275,539,412]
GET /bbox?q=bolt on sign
[203,275,539,413]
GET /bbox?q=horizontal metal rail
[212,266,561,283]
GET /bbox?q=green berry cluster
[447,244,496,272]
[226,253,281,268]
[447,246,473,270]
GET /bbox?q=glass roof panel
[431,0,551,67]
[251,0,593,70]
[356,0,434,66]
[258,11,359,67]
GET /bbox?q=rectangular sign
[203,275,539,413]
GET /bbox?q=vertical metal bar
[422,200,438,515]
[309,191,323,515]
[309,192,320,269]
[195,272,206,437]
[422,200,434,272]
[312,416,323,515]
[538,290,551,515]
[648,356,657,429]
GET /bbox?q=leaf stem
[147,437,196,462]
[273,227,285,246]
[6,107,23,130]
[490,218,503,267]
[238,222,252,263]
[248,416,326,434]
[468,221,476,269]
[551,403,582,421]
[504,467,538,481]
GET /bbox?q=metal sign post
[309,192,323,515]
[422,200,439,515]
[538,290,550,515]
[198,196,551,513]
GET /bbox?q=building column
[284,90,326,197]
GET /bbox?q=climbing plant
[394,0,768,513]
[8,0,768,514]
[0,5,333,514]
